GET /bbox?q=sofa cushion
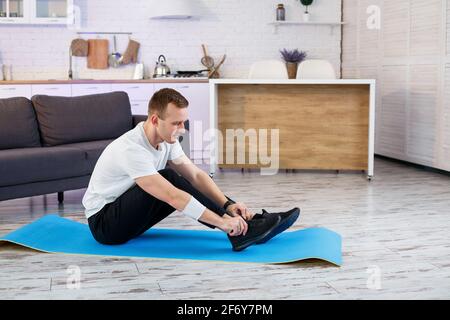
[63,139,114,171]
[0,97,41,150]
[0,146,88,187]
[31,91,133,147]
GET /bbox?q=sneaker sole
[256,208,300,244]
[232,216,282,252]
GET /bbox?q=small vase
[276,4,285,21]
[286,62,298,79]
[303,12,310,22]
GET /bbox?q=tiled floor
[0,157,449,299]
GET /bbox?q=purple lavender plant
[280,49,307,64]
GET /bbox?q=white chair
[296,59,337,79]
[248,60,288,79]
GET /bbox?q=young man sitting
[82,88,299,251]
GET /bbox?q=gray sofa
[0,91,147,203]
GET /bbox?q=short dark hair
[148,88,189,119]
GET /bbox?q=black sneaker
[227,214,281,252]
[253,207,301,244]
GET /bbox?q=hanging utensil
[70,38,89,57]
[87,39,109,69]
[121,39,140,65]
[209,54,226,78]
[201,44,215,69]
[109,35,122,68]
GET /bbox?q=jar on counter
[2,65,12,81]
[276,4,285,21]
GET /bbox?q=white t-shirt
[82,122,185,219]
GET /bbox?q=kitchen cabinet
[111,83,154,101]
[29,0,73,24]
[111,83,154,115]
[31,84,71,96]
[0,0,73,24]
[71,83,112,97]
[154,83,210,162]
[0,0,30,24]
[129,100,149,116]
[0,84,31,98]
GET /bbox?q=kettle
[153,55,171,77]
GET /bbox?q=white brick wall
[0,0,342,80]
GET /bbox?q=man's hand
[220,215,248,236]
[226,202,256,221]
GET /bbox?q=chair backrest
[248,60,288,79]
[297,59,337,79]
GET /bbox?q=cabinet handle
[128,86,140,89]
[46,87,60,90]
[177,86,190,89]
[5,88,17,91]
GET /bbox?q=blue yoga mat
[0,214,342,266]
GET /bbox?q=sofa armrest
[132,115,147,127]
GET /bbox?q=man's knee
[158,168,192,189]
[158,168,180,181]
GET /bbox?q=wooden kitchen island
[209,79,376,179]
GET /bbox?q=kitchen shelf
[31,0,72,24]
[0,0,73,25]
[269,21,345,26]
[0,0,29,24]
[268,20,345,34]
[76,31,133,35]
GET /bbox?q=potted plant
[280,48,307,79]
[299,0,314,22]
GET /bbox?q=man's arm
[168,156,256,220]
[135,173,247,236]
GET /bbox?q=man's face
[156,103,188,144]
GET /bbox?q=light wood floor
[0,157,449,300]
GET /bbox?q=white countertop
[1,78,375,85]
[210,79,376,85]
[0,78,209,85]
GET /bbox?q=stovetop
[153,73,209,79]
